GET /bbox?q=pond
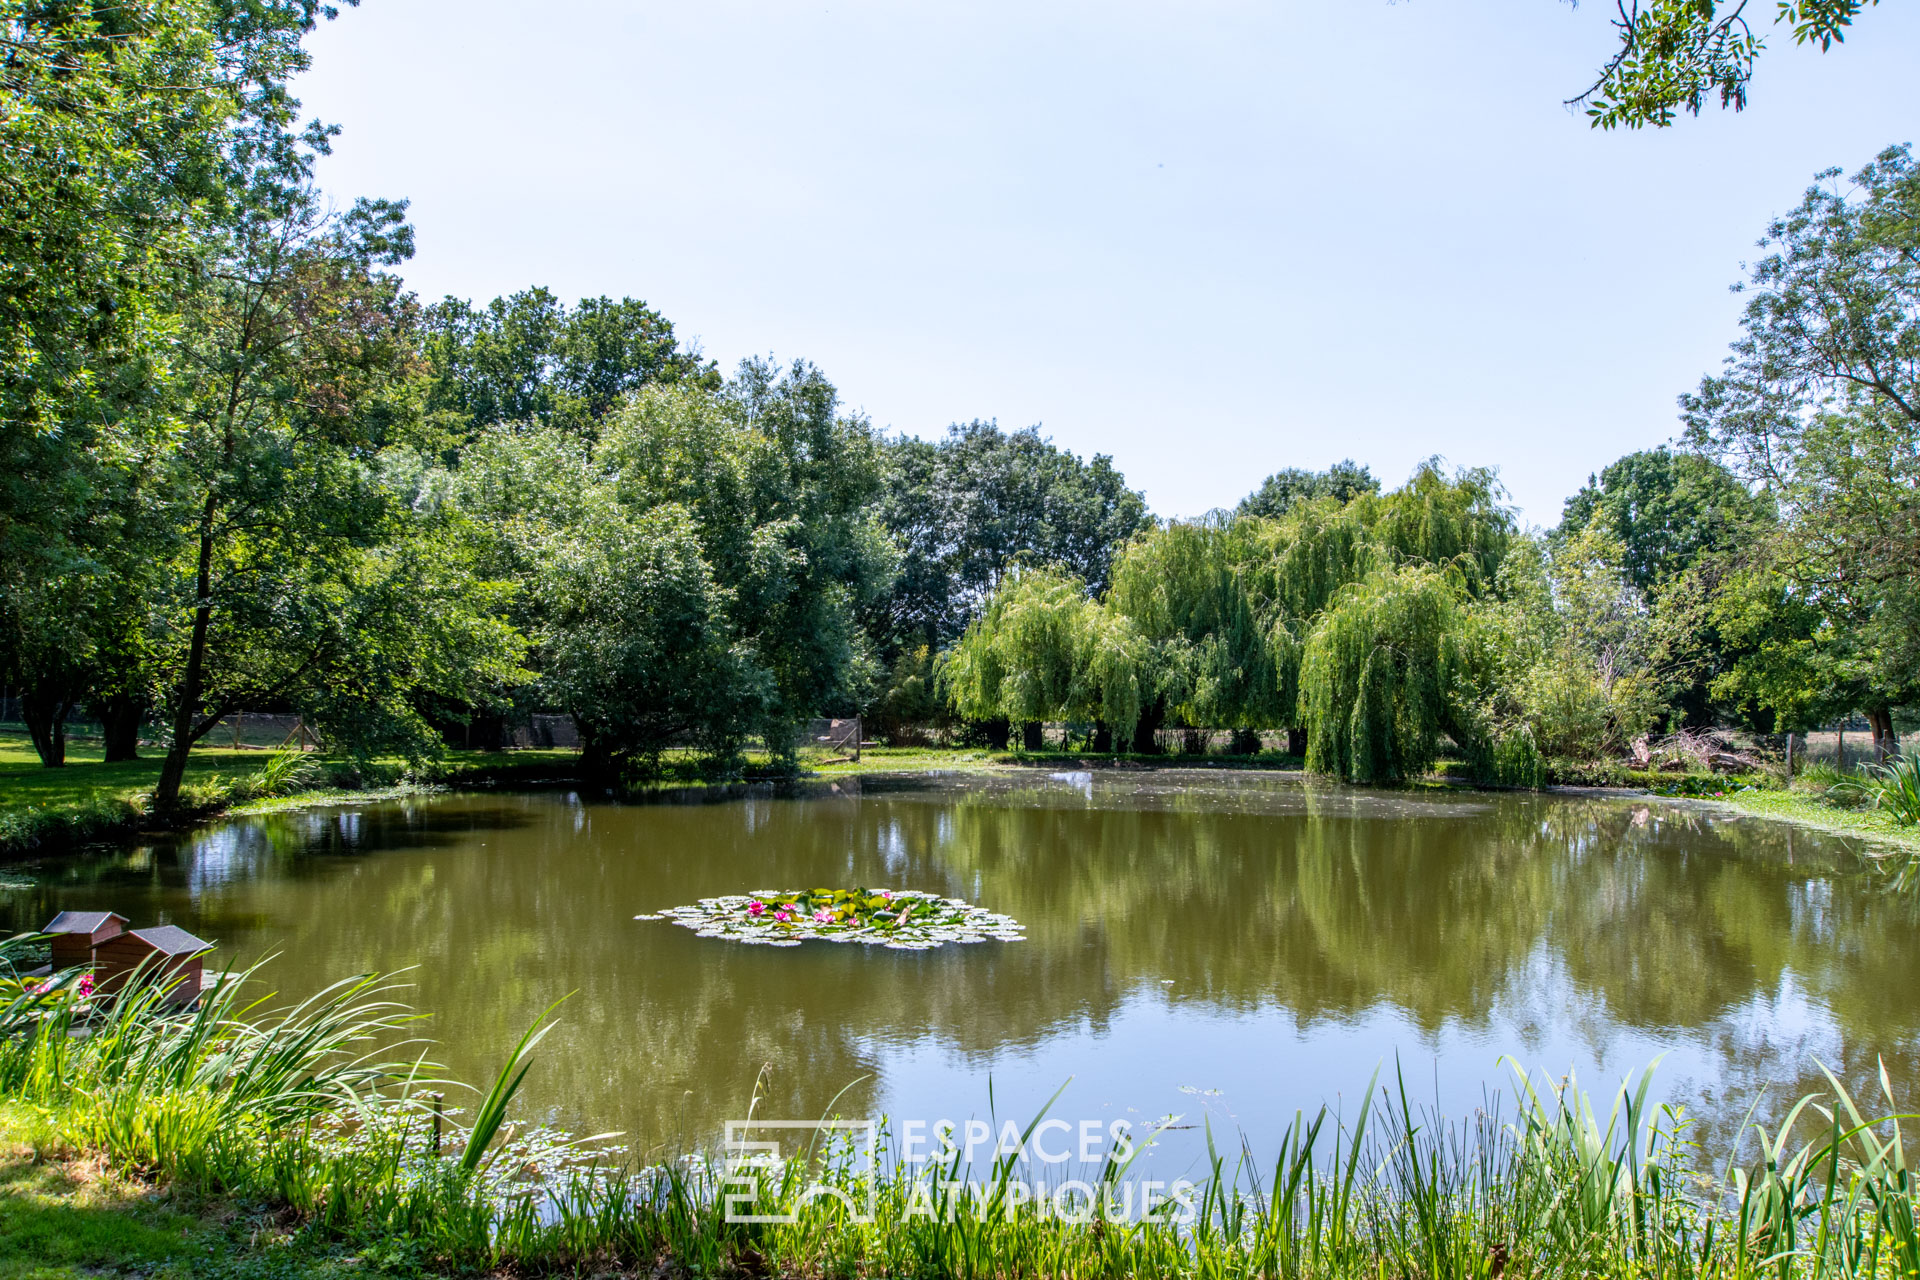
[6,769,1915,1168]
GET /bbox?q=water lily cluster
[634,889,1024,949]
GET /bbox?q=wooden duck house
[94,925,212,1003]
[42,910,128,970]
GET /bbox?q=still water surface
[7,770,1916,1167]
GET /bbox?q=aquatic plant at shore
[1857,754,1920,826]
[635,888,1025,949]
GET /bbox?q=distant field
[1796,729,1902,766]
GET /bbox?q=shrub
[0,795,145,855]
[1800,761,1871,808]
[1546,757,1628,787]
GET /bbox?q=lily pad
[634,888,1025,949]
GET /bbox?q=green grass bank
[1699,786,1920,856]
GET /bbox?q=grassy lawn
[0,732,264,815]
[3,735,1307,815]
[0,1111,422,1280]
[808,745,1002,774]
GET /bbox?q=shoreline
[1675,787,1920,856]
[8,744,1916,864]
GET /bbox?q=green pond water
[6,769,1916,1167]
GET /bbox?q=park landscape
[3,0,1920,1276]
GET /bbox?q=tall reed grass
[1857,754,1920,826]
[3,933,1916,1278]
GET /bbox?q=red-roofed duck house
[94,925,213,1004]
[42,910,129,970]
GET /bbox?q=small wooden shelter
[42,910,128,970]
[94,924,212,1003]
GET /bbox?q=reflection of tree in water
[924,789,1556,1035]
[912,780,1920,1141]
[7,778,1916,1156]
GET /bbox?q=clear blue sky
[294,0,1917,527]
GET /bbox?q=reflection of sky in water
[862,956,1857,1175]
[880,820,908,873]
[185,824,250,895]
[185,809,377,896]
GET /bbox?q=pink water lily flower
[813,908,833,923]
[747,900,766,917]
[774,909,792,923]
[878,890,893,901]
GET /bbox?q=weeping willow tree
[1108,520,1284,732]
[1227,499,1383,736]
[1074,602,1152,746]
[1370,459,1513,595]
[943,460,1532,775]
[941,567,1151,747]
[1299,567,1472,783]
[1232,497,1384,628]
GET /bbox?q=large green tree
[1108,518,1286,737]
[146,155,526,808]
[448,363,895,775]
[1554,447,1774,727]
[1234,460,1378,521]
[1300,567,1469,784]
[0,0,326,436]
[867,421,1149,660]
[1,0,340,766]
[942,460,1521,768]
[1683,145,1920,756]
[422,288,718,438]
[942,567,1150,750]
[1555,448,1770,596]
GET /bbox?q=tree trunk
[579,732,617,779]
[93,693,147,762]
[1021,720,1044,751]
[1286,727,1308,758]
[155,492,221,813]
[21,687,72,767]
[467,710,507,752]
[1867,707,1898,763]
[1130,701,1165,754]
[980,717,1010,750]
[1784,731,1796,777]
